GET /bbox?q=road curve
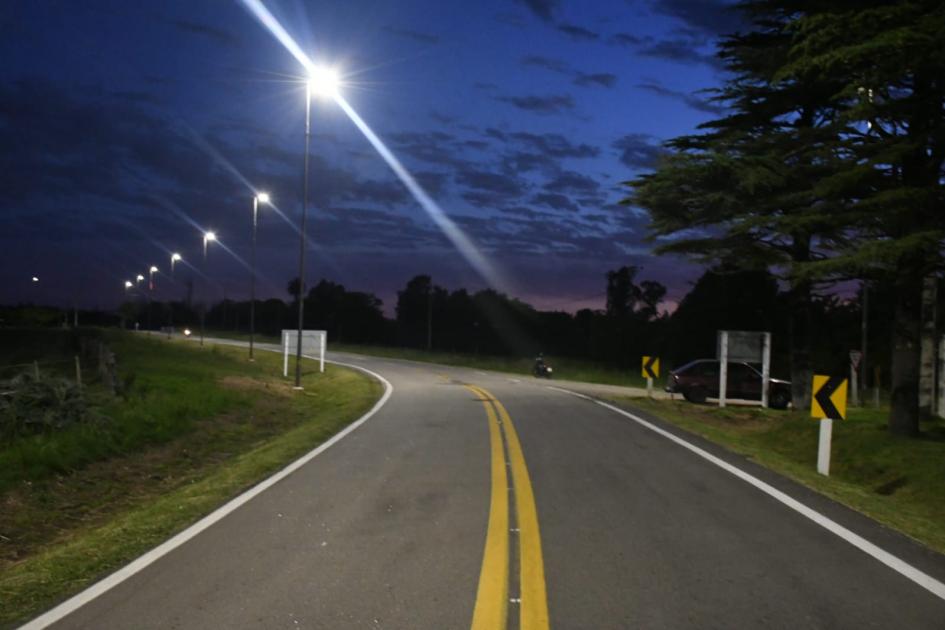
[26,343,945,629]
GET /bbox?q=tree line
[625,1,944,435]
[110,265,919,394]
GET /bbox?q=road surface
[25,342,945,629]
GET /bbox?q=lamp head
[308,66,340,97]
[204,231,216,242]
[150,265,159,273]
[256,192,270,204]
[171,253,182,262]
[124,280,133,289]
[136,274,145,282]
[31,276,39,283]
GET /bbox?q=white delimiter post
[283,331,289,377]
[719,331,728,408]
[817,418,834,476]
[646,377,653,398]
[761,332,771,408]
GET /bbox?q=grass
[612,396,945,555]
[0,331,381,627]
[204,329,650,389]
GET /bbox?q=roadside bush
[0,373,102,441]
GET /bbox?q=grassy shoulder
[0,331,381,627]
[202,329,649,388]
[613,396,945,555]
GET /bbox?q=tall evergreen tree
[626,1,846,409]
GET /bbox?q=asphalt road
[27,343,945,629]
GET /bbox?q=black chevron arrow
[644,356,657,379]
[815,375,845,420]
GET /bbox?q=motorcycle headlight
[547,367,553,373]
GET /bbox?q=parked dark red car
[666,359,792,409]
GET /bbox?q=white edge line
[547,385,945,602]
[20,354,393,630]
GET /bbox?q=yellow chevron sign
[811,375,847,420]
[642,356,659,380]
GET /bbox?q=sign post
[642,356,660,398]
[849,350,862,407]
[811,375,848,476]
[717,330,771,408]
[719,331,728,408]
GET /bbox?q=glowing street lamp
[292,66,340,388]
[31,276,39,283]
[203,231,217,261]
[199,231,217,347]
[149,265,159,289]
[250,192,270,361]
[171,252,182,274]
[124,280,133,290]
[136,274,145,284]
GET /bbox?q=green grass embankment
[0,331,381,627]
[615,397,945,555]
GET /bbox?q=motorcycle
[533,360,553,379]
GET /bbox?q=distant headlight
[183,328,192,336]
[546,367,553,373]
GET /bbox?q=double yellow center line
[467,385,549,630]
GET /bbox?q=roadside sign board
[642,355,659,380]
[811,375,848,420]
[850,351,863,369]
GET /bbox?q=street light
[200,231,216,346]
[124,280,133,289]
[250,192,270,361]
[171,252,182,274]
[149,265,159,289]
[31,276,39,283]
[203,231,216,261]
[136,274,145,284]
[292,66,339,389]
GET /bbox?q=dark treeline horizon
[2,266,920,385]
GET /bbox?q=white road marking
[547,385,945,602]
[20,358,393,630]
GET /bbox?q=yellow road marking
[467,385,550,630]
[467,386,509,630]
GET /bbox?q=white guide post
[646,377,653,398]
[817,418,833,476]
[761,332,771,408]
[282,330,289,377]
[719,331,728,408]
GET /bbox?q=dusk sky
[1,0,743,314]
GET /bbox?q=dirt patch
[220,375,295,398]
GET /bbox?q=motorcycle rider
[534,352,546,376]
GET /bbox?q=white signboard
[717,330,772,408]
[282,329,326,376]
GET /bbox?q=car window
[700,361,720,377]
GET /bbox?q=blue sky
[0,0,743,313]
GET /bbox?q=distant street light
[124,280,133,290]
[171,252,182,274]
[149,265,159,290]
[136,274,145,284]
[292,66,340,389]
[203,231,217,261]
[31,276,39,283]
[250,192,270,361]
[200,231,217,346]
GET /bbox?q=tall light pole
[169,254,181,338]
[294,66,339,389]
[250,192,270,361]
[201,231,216,346]
[147,265,158,333]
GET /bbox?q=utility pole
[426,281,433,352]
